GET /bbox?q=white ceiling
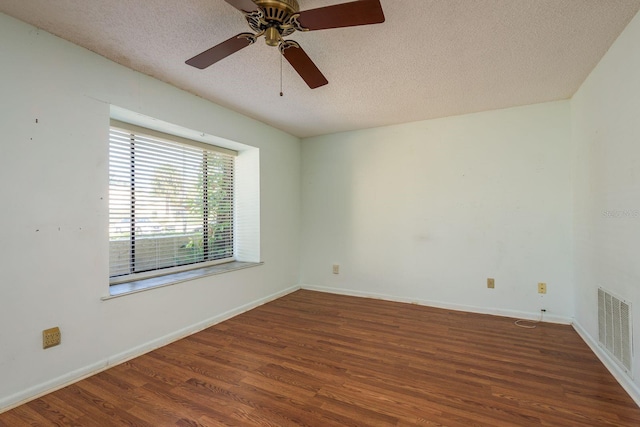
[1,0,639,138]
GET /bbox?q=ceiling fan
[186,0,385,89]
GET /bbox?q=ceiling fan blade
[186,33,255,69]
[296,0,385,31]
[223,0,259,13]
[281,41,328,89]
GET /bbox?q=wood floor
[2,290,639,426]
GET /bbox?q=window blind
[109,123,235,280]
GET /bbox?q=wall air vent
[598,287,633,377]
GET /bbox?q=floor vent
[598,287,633,377]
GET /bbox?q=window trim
[105,261,263,299]
[109,257,236,285]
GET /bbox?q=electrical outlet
[43,327,61,349]
[332,264,339,274]
[487,278,495,289]
[538,282,547,294]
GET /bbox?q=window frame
[108,120,237,285]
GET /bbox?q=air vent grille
[598,287,633,377]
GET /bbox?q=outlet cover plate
[43,327,61,349]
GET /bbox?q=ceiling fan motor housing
[255,0,300,22]
[249,0,301,45]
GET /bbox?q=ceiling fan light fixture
[265,26,280,46]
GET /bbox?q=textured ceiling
[1,0,639,138]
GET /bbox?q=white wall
[301,101,573,322]
[0,13,301,410]
[571,10,640,394]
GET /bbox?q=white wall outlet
[332,264,340,274]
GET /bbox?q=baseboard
[0,285,301,413]
[572,320,640,407]
[7,285,638,413]
[301,284,572,324]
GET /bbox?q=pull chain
[280,53,283,97]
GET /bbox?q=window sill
[103,261,263,300]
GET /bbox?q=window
[109,121,236,283]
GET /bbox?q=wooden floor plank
[2,290,639,425]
